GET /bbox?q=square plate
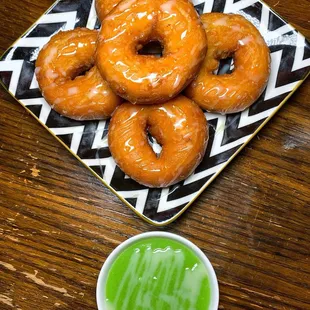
[1,0,309,226]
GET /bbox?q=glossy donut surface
[97,0,207,104]
[36,28,122,120]
[108,96,209,188]
[185,13,270,114]
[96,0,120,20]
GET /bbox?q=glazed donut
[36,28,122,120]
[96,0,207,104]
[108,96,208,188]
[185,13,270,114]
[96,0,120,21]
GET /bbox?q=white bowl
[96,231,219,310]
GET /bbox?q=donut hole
[214,56,235,75]
[147,131,162,157]
[71,64,93,80]
[137,41,163,58]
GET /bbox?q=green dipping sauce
[104,237,211,310]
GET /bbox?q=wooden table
[0,0,309,309]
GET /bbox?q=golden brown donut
[185,13,270,114]
[108,96,209,188]
[96,0,120,21]
[35,28,122,120]
[96,0,207,104]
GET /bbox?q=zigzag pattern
[0,0,309,224]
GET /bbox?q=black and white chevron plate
[1,0,309,225]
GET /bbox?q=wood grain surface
[0,0,309,309]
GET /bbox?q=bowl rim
[96,231,219,310]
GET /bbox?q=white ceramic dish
[96,231,219,310]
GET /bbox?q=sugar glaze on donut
[96,0,120,20]
[185,13,270,114]
[108,96,209,188]
[36,28,122,120]
[96,0,207,104]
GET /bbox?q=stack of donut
[36,0,270,188]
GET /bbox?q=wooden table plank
[0,0,309,309]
